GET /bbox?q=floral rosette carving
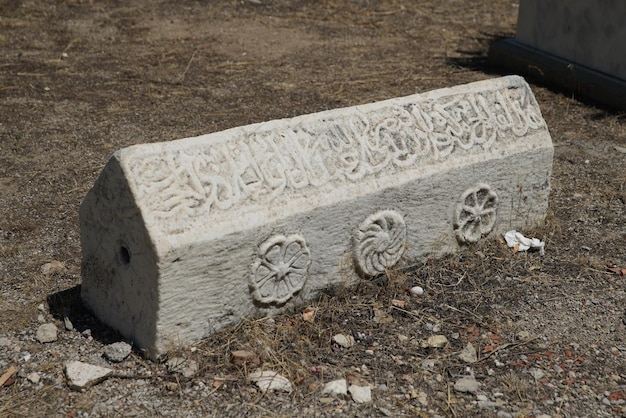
[250,234,311,305]
[354,210,407,277]
[454,184,498,243]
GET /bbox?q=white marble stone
[516,0,626,80]
[80,75,553,358]
[65,361,112,391]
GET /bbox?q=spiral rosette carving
[250,234,311,305]
[354,210,407,277]
[454,184,498,243]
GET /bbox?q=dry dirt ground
[1,0,626,417]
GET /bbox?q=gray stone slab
[516,0,626,80]
[488,0,626,110]
[80,75,553,358]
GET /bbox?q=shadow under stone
[47,285,128,347]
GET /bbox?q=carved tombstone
[80,75,554,358]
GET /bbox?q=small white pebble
[410,286,424,296]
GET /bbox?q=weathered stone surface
[516,0,626,81]
[80,75,553,358]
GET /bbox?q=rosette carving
[454,184,498,243]
[354,210,407,276]
[250,234,311,305]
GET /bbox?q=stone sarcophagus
[80,75,553,358]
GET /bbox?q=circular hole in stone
[118,246,131,266]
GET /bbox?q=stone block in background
[489,0,626,110]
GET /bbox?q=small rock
[421,359,435,371]
[373,308,394,324]
[249,370,292,393]
[458,342,478,363]
[40,261,66,276]
[36,324,58,343]
[454,376,481,393]
[166,357,198,378]
[410,286,424,296]
[230,350,260,366]
[529,368,545,381]
[348,384,372,403]
[165,382,178,391]
[0,337,11,348]
[478,400,500,409]
[103,342,132,363]
[332,334,355,348]
[497,411,513,418]
[517,330,530,340]
[379,407,393,416]
[392,300,406,309]
[63,316,74,331]
[302,306,316,323]
[321,379,347,395]
[27,372,40,384]
[65,361,112,391]
[424,335,448,348]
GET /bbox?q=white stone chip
[103,342,132,363]
[321,379,347,395]
[332,334,355,348]
[458,342,478,363]
[27,372,41,384]
[36,323,58,343]
[425,335,448,348]
[348,384,372,403]
[454,375,481,393]
[410,286,424,296]
[65,361,112,391]
[249,370,292,393]
[166,357,198,378]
